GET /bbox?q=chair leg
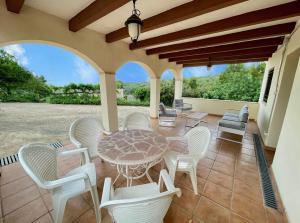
[190,169,198,195]
[169,169,176,183]
[53,197,67,223]
[91,186,101,223]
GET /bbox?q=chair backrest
[18,143,58,188]
[185,126,211,163]
[69,117,104,157]
[174,99,184,108]
[109,193,174,223]
[123,112,152,131]
[239,104,249,123]
[159,103,166,114]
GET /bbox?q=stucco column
[174,79,183,99]
[100,72,118,132]
[150,78,160,118]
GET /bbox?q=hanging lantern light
[125,0,143,45]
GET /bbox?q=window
[263,68,274,103]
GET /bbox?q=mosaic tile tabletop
[97,130,172,165]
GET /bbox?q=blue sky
[2,43,230,85]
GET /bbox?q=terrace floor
[0,115,285,223]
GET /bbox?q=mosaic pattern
[97,130,169,165]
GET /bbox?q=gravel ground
[0,103,149,157]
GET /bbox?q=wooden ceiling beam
[176,53,272,64]
[169,46,277,62]
[131,1,300,50]
[159,37,283,59]
[105,0,246,43]
[182,58,268,67]
[69,0,130,32]
[146,23,295,55]
[5,0,25,13]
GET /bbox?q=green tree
[160,79,175,106]
[133,86,150,102]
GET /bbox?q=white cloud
[73,56,99,83]
[3,44,29,66]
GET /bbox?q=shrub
[117,98,149,106]
[47,94,101,105]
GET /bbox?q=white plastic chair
[163,126,211,194]
[122,112,152,131]
[69,117,110,161]
[100,169,181,223]
[18,143,101,223]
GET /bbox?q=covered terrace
[1,0,300,223]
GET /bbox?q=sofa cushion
[239,105,249,122]
[219,119,246,131]
[159,110,177,117]
[224,112,239,118]
[223,115,240,122]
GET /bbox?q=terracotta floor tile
[216,154,236,166]
[42,193,53,211]
[230,213,252,223]
[196,165,211,179]
[4,198,48,223]
[73,209,97,223]
[199,157,214,169]
[173,187,200,215]
[33,214,53,223]
[208,170,233,190]
[231,193,267,223]
[176,174,206,194]
[236,160,258,172]
[194,197,230,223]
[203,181,232,208]
[165,203,192,223]
[60,196,91,223]
[238,154,257,165]
[2,185,40,215]
[0,176,34,198]
[0,163,27,185]
[206,151,217,160]
[235,169,260,186]
[233,179,262,203]
[240,148,256,157]
[265,207,284,223]
[212,161,235,176]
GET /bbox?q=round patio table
[97,129,168,186]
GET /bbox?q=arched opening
[0,42,105,158]
[160,69,176,107]
[115,61,155,123]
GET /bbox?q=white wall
[257,20,300,148]
[272,57,300,223]
[182,97,258,120]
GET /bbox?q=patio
[0,115,284,223]
[1,0,300,222]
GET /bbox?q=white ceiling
[25,0,298,47]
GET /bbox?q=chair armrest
[101,177,112,204]
[70,136,82,148]
[102,130,112,135]
[43,172,88,189]
[159,169,181,197]
[176,154,195,162]
[58,148,91,163]
[176,154,196,167]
